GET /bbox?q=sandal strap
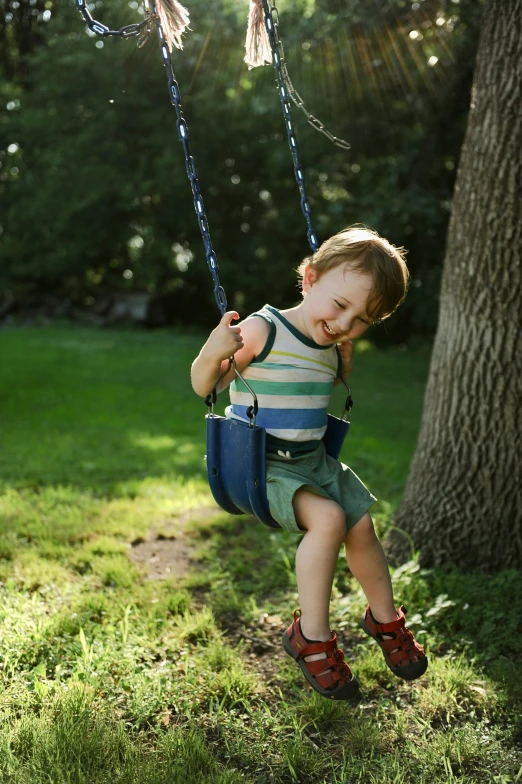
[294,635,338,660]
[286,611,338,660]
[302,645,352,689]
[370,605,408,635]
[285,610,354,690]
[367,606,425,664]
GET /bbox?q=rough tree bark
[388,0,522,571]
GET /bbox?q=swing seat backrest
[206,413,350,528]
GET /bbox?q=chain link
[267,2,350,152]
[75,0,151,39]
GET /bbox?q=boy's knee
[321,501,347,541]
[345,512,376,545]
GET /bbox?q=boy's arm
[191,311,269,398]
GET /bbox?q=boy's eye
[334,300,345,309]
[358,317,369,325]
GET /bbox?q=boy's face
[300,263,374,345]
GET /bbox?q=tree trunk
[389,0,522,571]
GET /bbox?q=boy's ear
[302,265,317,293]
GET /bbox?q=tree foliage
[0,0,483,338]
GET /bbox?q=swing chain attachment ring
[233,360,259,428]
[338,374,353,422]
[205,358,233,416]
[204,359,259,428]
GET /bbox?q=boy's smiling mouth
[323,322,337,337]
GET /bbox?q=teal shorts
[265,441,376,534]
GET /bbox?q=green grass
[0,325,521,783]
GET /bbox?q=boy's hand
[202,311,244,363]
[337,339,355,377]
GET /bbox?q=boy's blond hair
[297,226,409,321]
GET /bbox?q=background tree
[389,0,522,571]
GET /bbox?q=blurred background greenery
[1,0,484,343]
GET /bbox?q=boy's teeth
[324,322,336,335]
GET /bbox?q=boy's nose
[337,315,354,334]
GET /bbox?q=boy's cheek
[352,324,370,339]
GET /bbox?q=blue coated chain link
[261,0,318,253]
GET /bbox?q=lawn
[0,325,520,783]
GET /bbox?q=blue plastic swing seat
[206,413,350,528]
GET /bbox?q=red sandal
[360,605,428,681]
[282,610,359,700]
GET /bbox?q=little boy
[191,226,427,699]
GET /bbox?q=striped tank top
[226,304,340,444]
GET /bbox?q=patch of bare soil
[129,537,193,580]
[218,612,287,687]
[128,505,220,580]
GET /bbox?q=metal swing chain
[260,0,318,254]
[140,0,255,417]
[266,1,350,152]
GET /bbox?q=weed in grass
[127,672,169,730]
[83,535,130,557]
[9,551,74,591]
[176,606,217,644]
[91,554,143,588]
[203,637,244,673]
[351,644,393,689]
[159,727,246,783]
[297,694,384,755]
[414,655,497,727]
[210,656,259,706]
[282,734,323,783]
[166,588,192,615]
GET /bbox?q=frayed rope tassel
[244,0,271,68]
[156,0,190,52]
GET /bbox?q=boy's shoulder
[240,307,274,359]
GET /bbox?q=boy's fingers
[220,310,239,327]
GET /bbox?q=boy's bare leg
[292,489,347,668]
[344,513,396,623]
[344,513,419,662]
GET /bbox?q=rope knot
[156,0,190,52]
[245,0,271,68]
